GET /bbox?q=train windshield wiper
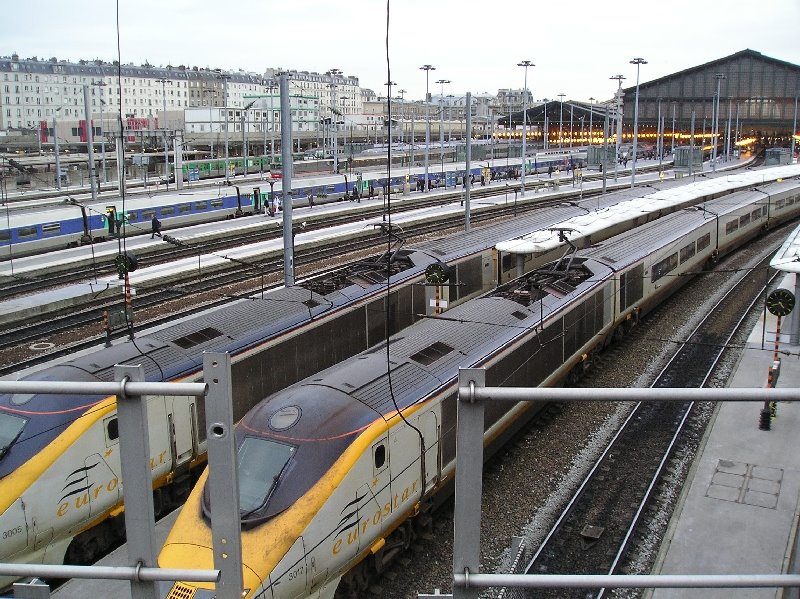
[236,436,296,515]
[0,412,27,461]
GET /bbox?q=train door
[168,396,197,470]
[417,411,440,493]
[253,187,262,212]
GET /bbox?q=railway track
[515,254,778,599]
[0,197,543,374]
[0,161,671,299]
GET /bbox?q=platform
[649,273,800,598]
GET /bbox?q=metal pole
[270,87,276,167]
[221,75,230,181]
[791,94,798,162]
[689,110,696,176]
[155,78,171,188]
[558,93,565,147]
[712,73,725,172]
[203,353,244,599]
[630,57,647,187]
[114,363,158,599]
[99,100,106,183]
[725,97,733,162]
[82,85,98,203]
[657,97,663,172]
[53,110,61,191]
[611,75,625,182]
[452,368,484,599]
[569,103,574,148]
[588,97,594,147]
[465,92,472,232]
[436,79,449,185]
[518,60,533,197]
[671,101,677,154]
[280,74,294,286]
[421,64,435,191]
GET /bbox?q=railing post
[114,363,158,599]
[203,352,244,599]
[453,368,485,599]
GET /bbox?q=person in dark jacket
[151,216,162,239]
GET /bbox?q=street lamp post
[557,93,566,147]
[656,96,663,172]
[420,64,435,191]
[712,73,725,172]
[629,57,648,187]
[517,60,533,197]
[155,78,172,188]
[610,75,626,182]
[215,72,231,181]
[588,97,595,147]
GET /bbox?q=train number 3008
[2,526,23,539]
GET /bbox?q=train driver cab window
[373,439,387,473]
[237,437,295,514]
[104,416,119,446]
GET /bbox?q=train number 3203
[3,526,23,539]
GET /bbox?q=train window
[195,200,208,210]
[211,199,224,208]
[126,211,139,222]
[178,204,192,214]
[410,341,454,366]
[42,223,61,236]
[501,253,513,273]
[172,326,224,349]
[776,199,785,210]
[651,252,678,283]
[787,198,795,206]
[679,242,696,263]
[697,232,711,252]
[739,213,751,227]
[751,209,761,221]
[141,210,155,221]
[0,230,9,242]
[160,207,175,217]
[762,206,768,217]
[327,186,335,194]
[373,442,387,470]
[17,226,37,239]
[725,220,739,235]
[105,417,119,443]
[237,437,295,513]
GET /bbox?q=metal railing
[439,368,800,599]
[0,352,243,599]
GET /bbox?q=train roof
[231,259,611,523]
[578,186,775,268]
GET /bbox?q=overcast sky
[5,0,799,104]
